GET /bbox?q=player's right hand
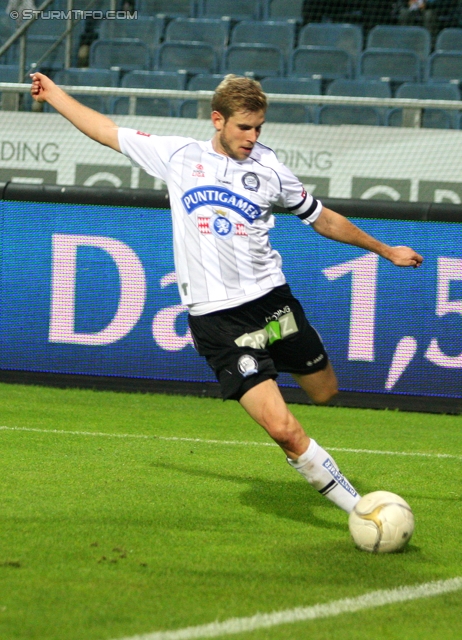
[30,72,54,102]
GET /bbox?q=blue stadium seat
[0,64,19,83]
[29,17,69,36]
[359,49,421,84]
[262,0,304,22]
[265,103,312,123]
[0,14,15,46]
[386,108,454,129]
[261,76,321,122]
[230,20,296,63]
[138,0,196,18]
[367,26,431,62]
[298,23,363,66]
[53,67,119,87]
[428,51,462,83]
[179,99,205,117]
[122,70,187,90]
[290,46,353,81]
[317,105,382,125]
[396,81,460,100]
[223,43,285,78]
[0,64,19,103]
[99,16,165,56]
[187,73,224,90]
[387,81,461,129]
[20,35,66,71]
[435,28,462,51]
[155,42,217,74]
[89,39,150,72]
[122,70,187,116]
[198,0,261,21]
[181,74,224,117]
[45,95,108,114]
[110,96,177,117]
[327,78,391,98]
[261,76,322,95]
[50,68,119,113]
[165,18,230,56]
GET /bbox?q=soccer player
[31,72,423,515]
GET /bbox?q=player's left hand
[386,246,423,268]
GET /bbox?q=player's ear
[211,110,226,131]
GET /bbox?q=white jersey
[118,128,323,315]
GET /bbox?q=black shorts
[188,284,329,401]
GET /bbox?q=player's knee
[310,384,338,406]
[263,410,303,450]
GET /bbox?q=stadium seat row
[3,36,462,89]
[2,18,462,89]
[2,61,460,128]
[4,0,320,23]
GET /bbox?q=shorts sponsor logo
[234,312,298,348]
[192,163,205,178]
[237,354,259,377]
[265,305,292,324]
[242,172,260,192]
[306,353,324,367]
[181,186,261,223]
[322,459,357,497]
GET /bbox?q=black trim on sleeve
[286,190,308,212]
[295,197,320,220]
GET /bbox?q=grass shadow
[150,460,345,531]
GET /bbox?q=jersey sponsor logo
[322,459,358,497]
[136,131,151,137]
[242,172,260,192]
[192,163,205,178]
[181,186,261,223]
[198,217,247,237]
[237,354,259,377]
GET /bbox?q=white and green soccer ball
[349,491,415,553]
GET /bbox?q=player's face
[212,109,265,161]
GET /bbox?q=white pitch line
[0,425,460,460]
[112,577,462,640]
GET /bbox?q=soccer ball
[349,491,414,553]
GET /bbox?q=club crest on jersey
[210,213,235,240]
[242,172,260,192]
[192,163,205,178]
[181,186,261,223]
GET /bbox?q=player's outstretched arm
[312,207,423,268]
[30,72,120,152]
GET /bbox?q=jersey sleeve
[118,128,192,182]
[276,162,323,225]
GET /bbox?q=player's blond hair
[211,75,267,120]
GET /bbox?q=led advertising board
[0,200,461,400]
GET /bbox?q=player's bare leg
[239,377,360,513]
[239,378,309,458]
[292,361,339,406]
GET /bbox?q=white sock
[287,439,360,513]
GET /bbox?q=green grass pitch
[0,382,461,640]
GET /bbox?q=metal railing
[1,82,462,126]
[0,0,116,82]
